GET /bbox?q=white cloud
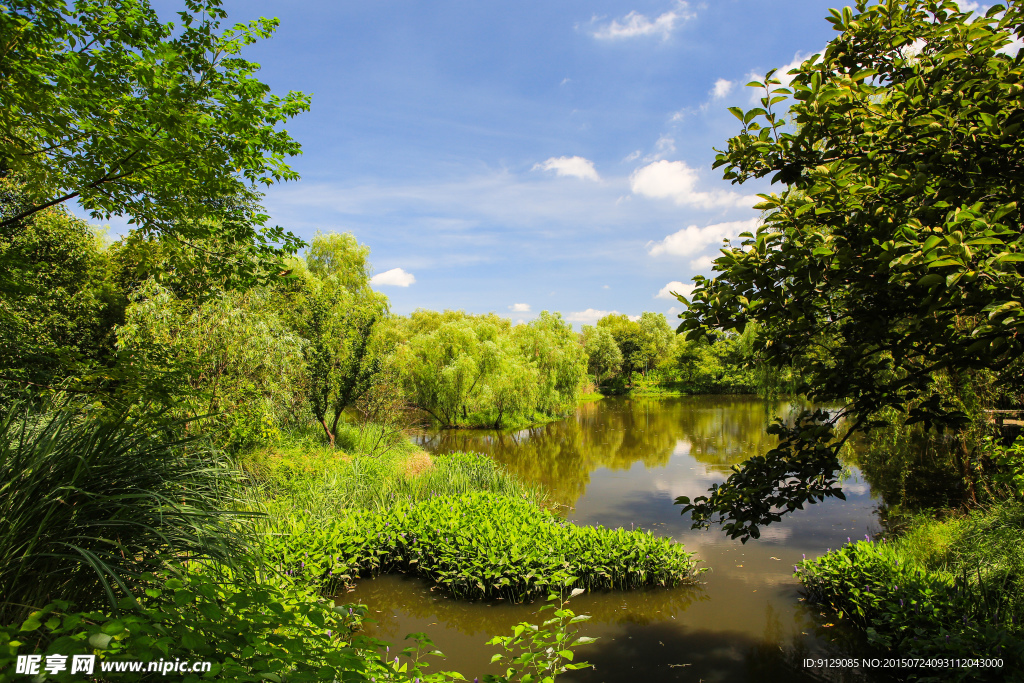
[623,150,642,162]
[656,281,695,300]
[370,267,416,287]
[509,303,531,312]
[533,156,600,181]
[630,160,758,209]
[711,78,734,99]
[643,135,676,162]
[566,308,619,324]
[591,2,694,41]
[689,254,716,270]
[602,284,610,289]
[648,218,759,257]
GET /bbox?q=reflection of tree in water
[416,396,788,507]
[338,573,707,641]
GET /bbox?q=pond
[343,396,886,682]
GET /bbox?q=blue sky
[148,1,855,326]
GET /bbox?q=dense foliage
[0,403,243,622]
[0,188,123,397]
[677,0,1024,540]
[580,312,759,395]
[1,0,309,286]
[797,502,1024,680]
[262,491,701,602]
[394,310,586,428]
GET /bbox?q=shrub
[0,566,459,683]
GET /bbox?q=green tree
[513,311,586,415]
[0,0,310,284]
[396,314,506,428]
[0,179,124,397]
[581,325,622,390]
[677,0,1024,540]
[292,233,387,447]
[597,314,644,383]
[636,312,674,377]
[115,280,305,449]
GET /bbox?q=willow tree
[676,0,1024,540]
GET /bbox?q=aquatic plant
[483,588,596,683]
[261,491,700,602]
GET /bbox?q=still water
[344,396,885,682]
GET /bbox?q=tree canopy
[676,0,1024,541]
[0,0,310,286]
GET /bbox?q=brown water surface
[344,396,885,682]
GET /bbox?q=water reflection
[414,396,785,507]
[347,396,886,682]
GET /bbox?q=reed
[0,402,246,621]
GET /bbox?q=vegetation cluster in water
[251,446,701,602]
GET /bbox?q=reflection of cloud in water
[843,482,869,496]
[756,525,793,543]
[672,438,692,455]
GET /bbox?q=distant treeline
[579,313,763,396]
[2,193,771,447]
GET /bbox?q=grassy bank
[796,501,1024,680]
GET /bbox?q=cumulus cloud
[689,254,716,270]
[630,160,757,209]
[566,308,619,324]
[509,303,531,312]
[648,218,759,257]
[533,156,600,181]
[656,281,695,300]
[591,2,694,40]
[711,78,734,99]
[370,267,416,287]
[643,135,676,162]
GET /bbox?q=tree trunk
[319,417,335,448]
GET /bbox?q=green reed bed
[796,503,1024,680]
[245,449,544,512]
[260,491,700,601]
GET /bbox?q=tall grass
[0,402,246,621]
[240,445,544,515]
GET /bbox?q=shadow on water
[344,396,891,682]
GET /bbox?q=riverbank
[0,406,703,683]
[797,502,1024,678]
